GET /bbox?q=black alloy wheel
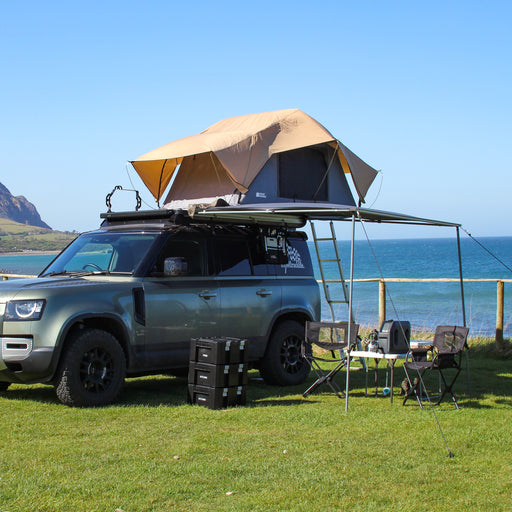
[55,328,126,407]
[259,320,310,386]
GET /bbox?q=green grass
[0,218,50,235]
[0,218,76,253]
[0,341,511,511]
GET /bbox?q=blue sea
[1,236,512,337]
[311,236,512,337]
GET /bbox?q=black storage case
[189,337,248,364]
[188,361,249,388]
[187,384,246,409]
[378,320,411,354]
[188,337,249,409]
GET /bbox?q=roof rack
[99,208,305,229]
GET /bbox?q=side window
[111,237,156,273]
[215,238,252,276]
[152,238,205,277]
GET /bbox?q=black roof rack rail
[99,208,303,229]
[100,209,184,222]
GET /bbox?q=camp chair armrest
[406,345,433,363]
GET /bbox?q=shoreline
[0,250,60,256]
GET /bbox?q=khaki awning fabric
[130,109,379,203]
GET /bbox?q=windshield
[40,231,159,277]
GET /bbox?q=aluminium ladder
[309,220,365,369]
[309,220,352,322]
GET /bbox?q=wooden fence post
[379,279,386,329]
[496,280,505,350]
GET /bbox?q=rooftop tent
[130,109,379,208]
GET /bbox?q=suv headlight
[5,300,46,321]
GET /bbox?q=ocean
[1,236,511,337]
[312,236,512,337]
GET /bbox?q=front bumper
[0,337,55,383]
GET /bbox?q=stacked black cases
[188,337,249,409]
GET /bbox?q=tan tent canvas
[130,109,378,207]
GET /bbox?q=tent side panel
[241,156,279,203]
[241,146,356,206]
[164,153,239,204]
[327,156,356,207]
[278,147,328,201]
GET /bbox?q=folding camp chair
[402,325,469,409]
[302,321,359,398]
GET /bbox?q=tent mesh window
[278,147,329,201]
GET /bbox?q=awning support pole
[345,212,356,412]
[456,226,466,327]
[456,226,470,395]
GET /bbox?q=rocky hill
[0,182,51,229]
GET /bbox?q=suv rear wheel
[259,320,310,386]
[55,328,126,407]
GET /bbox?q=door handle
[256,289,272,297]
[199,290,217,299]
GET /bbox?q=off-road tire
[55,328,126,407]
[0,382,10,392]
[259,320,310,386]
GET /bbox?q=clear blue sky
[1,1,511,238]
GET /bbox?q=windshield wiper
[43,270,72,277]
[43,270,112,278]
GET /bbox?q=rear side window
[214,238,252,276]
[213,236,274,276]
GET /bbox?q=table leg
[390,360,395,403]
[363,357,369,397]
[374,359,379,396]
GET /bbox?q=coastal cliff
[0,182,51,229]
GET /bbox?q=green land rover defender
[0,210,320,406]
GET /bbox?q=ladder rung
[326,300,349,304]
[319,259,340,263]
[316,237,335,242]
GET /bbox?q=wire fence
[319,278,512,340]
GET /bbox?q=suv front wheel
[55,328,126,407]
[259,320,310,386]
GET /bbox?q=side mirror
[164,257,188,277]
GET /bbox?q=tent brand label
[256,192,267,198]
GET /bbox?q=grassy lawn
[0,218,76,253]
[0,343,511,511]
